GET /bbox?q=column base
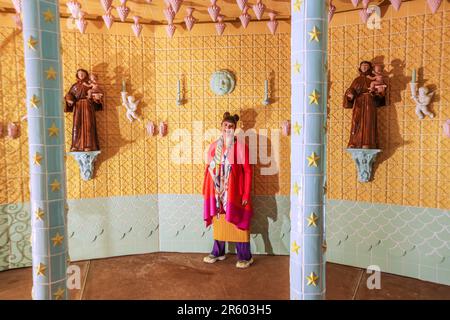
[68,151,101,181]
[346,148,381,183]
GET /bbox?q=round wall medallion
[210,70,236,96]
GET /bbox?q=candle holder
[176,78,184,106]
[262,79,270,105]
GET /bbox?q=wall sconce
[146,121,155,137]
[262,79,270,106]
[159,121,168,137]
[281,120,290,136]
[444,120,450,138]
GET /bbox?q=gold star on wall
[30,95,40,109]
[306,272,319,286]
[307,152,320,167]
[307,212,319,227]
[308,26,321,42]
[35,207,45,220]
[293,0,303,12]
[50,179,61,192]
[293,61,301,74]
[293,182,300,195]
[45,66,57,80]
[43,9,55,22]
[293,122,301,135]
[292,241,300,254]
[308,89,320,105]
[33,152,42,166]
[48,122,59,137]
[53,287,65,300]
[27,36,38,50]
[36,263,47,276]
[51,232,64,246]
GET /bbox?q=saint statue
[343,61,387,149]
[64,69,103,152]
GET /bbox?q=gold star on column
[293,61,301,74]
[307,212,319,227]
[36,263,47,276]
[45,66,57,80]
[35,207,45,220]
[43,9,55,22]
[33,152,43,166]
[53,287,65,300]
[322,240,327,253]
[307,151,320,167]
[306,272,319,286]
[293,182,300,195]
[48,122,59,137]
[308,89,320,105]
[27,36,38,50]
[51,232,64,246]
[30,95,40,109]
[293,122,301,135]
[50,179,61,192]
[308,26,321,42]
[292,241,300,254]
[293,0,303,12]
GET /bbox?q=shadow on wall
[235,108,279,255]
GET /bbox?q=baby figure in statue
[83,74,103,102]
[367,64,387,94]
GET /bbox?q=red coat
[203,138,253,231]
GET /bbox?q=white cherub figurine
[121,92,141,123]
[412,87,434,120]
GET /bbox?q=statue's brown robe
[64,81,102,152]
[343,74,386,149]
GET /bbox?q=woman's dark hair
[222,112,239,126]
[76,69,89,81]
[358,61,373,74]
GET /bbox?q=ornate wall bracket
[68,151,101,181]
[210,70,236,95]
[346,148,381,183]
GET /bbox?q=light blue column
[22,0,68,300]
[290,0,328,300]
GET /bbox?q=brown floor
[1,252,450,300]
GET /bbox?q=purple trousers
[211,240,252,261]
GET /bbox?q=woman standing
[203,112,254,268]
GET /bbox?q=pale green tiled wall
[1,196,449,286]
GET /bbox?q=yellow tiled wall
[327,3,450,208]
[0,16,291,203]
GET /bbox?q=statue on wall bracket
[343,61,387,183]
[65,69,103,181]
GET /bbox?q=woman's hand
[242,200,248,206]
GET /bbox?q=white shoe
[236,258,254,269]
[203,254,226,264]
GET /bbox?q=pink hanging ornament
[11,0,22,13]
[359,8,370,23]
[102,8,114,29]
[166,24,176,38]
[427,0,442,14]
[132,16,142,37]
[389,0,402,11]
[208,0,221,22]
[159,122,168,137]
[443,119,450,138]
[239,6,251,29]
[146,121,155,136]
[146,0,152,3]
[67,1,81,18]
[12,13,22,30]
[169,0,183,14]
[351,0,359,7]
[100,0,112,12]
[184,7,196,31]
[252,0,265,20]
[215,15,225,36]
[116,0,130,22]
[236,0,247,11]
[7,122,19,139]
[281,120,290,136]
[267,12,278,35]
[328,0,336,23]
[164,6,175,24]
